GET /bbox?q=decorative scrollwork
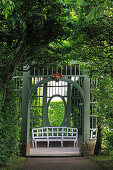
[52,72,63,82]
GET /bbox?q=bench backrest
[32,127,78,139]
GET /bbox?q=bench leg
[74,140,78,147]
[35,141,37,148]
[47,141,49,148]
[32,141,34,148]
[61,141,63,147]
[76,140,78,147]
[74,141,75,147]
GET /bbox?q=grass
[87,155,113,170]
[0,155,26,170]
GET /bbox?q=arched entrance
[47,95,66,127]
[20,64,96,156]
[25,77,84,155]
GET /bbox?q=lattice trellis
[71,87,83,136]
[90,78,98,139]
[13,63,97,143]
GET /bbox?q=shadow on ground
[20,157,103,170]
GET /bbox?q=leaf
[5,11,8,19]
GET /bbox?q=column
[83,75,90,143]
[20,69,30,156]
[43,83,48,126]
[67,83,71,126]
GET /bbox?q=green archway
[28,77,84,100]
[27,77,85,144]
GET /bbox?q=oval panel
[48,97,65,127]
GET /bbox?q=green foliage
[0,0,73,163]
[69,0,113,154]
[102,131,113,156]
[0,0,73,85]
[92,74,113,154]
[30,87,43,129]
[0,0,15,18]
[0,0,113,162]
[1,155,25,170]
[106,131,113,148]
[48,100,65,127]
[0,80,19,166]
[97,75,113,128]
[70,0,113,77]
[87,155,113,169]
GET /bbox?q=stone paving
[30,147,80,156]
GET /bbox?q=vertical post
[43,83,48,126]
[83,76,90,143]
[67,83,71,126]
[21,69,30,156]
[80,76,96,156]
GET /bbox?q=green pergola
[15,63,97,156]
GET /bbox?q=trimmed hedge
[48,100,65,126]
[0,81,19,167]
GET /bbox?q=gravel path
[20,157,103,170]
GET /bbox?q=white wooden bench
[32,127,78,148]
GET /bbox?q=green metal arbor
[14,63,97,156]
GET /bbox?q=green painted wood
[67,83,71,126]
[20,64,92,154]
[83,76,90,143]
[28,77,84,129]
[28,77,84,100]
[27,103,31,143]
[27,76,85,145]
[30,63,84,77]
[43,83,48,126]
[21,69,30,156]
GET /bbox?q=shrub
[0,81,19,167]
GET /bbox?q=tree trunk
[94,124,102,155]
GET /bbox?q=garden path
[21,156,103,170]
